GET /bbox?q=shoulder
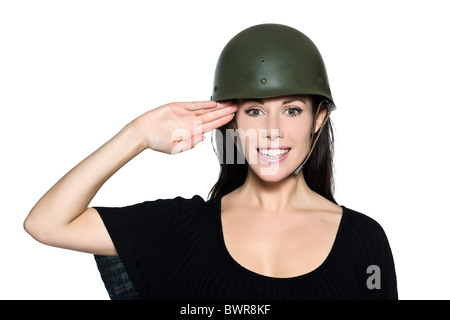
[340,206,393,254]
[152,194,216,219]
[339,206,398,299]
[342,206,386,233]
[146,194,207,210]
[94,194,211,229]
[99,194,207,213]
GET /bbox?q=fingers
[184,101,219,111]
[168,100,237,154]
[185,100,236,115]
[190,101,237,133]
[190,134,206,148]
[198,103,237,123]
[200,113,236,133]
[170,134,205,154]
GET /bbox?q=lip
[257,147,291,163]
[258,145,291,150]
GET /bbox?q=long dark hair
[208,96,336,204]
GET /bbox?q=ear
[314,107,329,134]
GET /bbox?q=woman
[24,24,398,299]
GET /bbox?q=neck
[236,168,316,212]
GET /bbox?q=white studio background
[1,0,449,300]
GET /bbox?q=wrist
[121,120,149,154]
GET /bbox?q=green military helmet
[211,23,336,110]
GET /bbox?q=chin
[249,164,295,182]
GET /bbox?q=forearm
[25,121,146,235]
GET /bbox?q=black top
[94,195,398,300]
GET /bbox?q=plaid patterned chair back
[94,255,139,300]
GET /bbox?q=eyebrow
[282,98,307,105]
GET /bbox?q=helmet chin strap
[293,100,332,175]
[293,164,304,175]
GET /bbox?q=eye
[244,108,263,117]
[285,107,303,117]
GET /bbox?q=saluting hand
[133,101,237,154]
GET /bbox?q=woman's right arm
[23,101,237,256]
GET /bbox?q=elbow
[24,210,52,244]
[23,212,41,242]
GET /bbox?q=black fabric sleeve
[374,223,398,299]
[349,210,398,300]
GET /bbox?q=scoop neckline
[211,195,347,282]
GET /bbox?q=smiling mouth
[257,148,291,158]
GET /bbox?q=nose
[263,115,283,140]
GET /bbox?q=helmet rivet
[261,77,267,84]
[214,86,218,92]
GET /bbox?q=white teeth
[258,148,290,158]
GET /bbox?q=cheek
[236,129,258,163]
[287,126,312,147]
[233,116,258,148]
